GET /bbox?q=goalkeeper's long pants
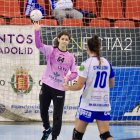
[39,83,65,138]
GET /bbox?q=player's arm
[109,77,114,88]
[109,63,115,88]
[64,76,86,91]
[66,55,78,81]
[34,23,53,56]
[34,23,43,49]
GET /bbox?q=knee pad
[72,128,84,140]
[100,131,112,140]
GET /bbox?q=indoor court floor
[0,122,140,140]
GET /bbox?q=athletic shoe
[41,127,52,140]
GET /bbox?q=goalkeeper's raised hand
[33,22,41,31]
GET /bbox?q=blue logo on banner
[25,0,46,16]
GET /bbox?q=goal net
[0,0,140,123]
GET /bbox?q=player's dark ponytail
[87,35,101,65]
[53,31,71,48]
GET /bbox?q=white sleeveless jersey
[78,56,114,111]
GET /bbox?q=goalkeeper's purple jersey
[35,30,77,91]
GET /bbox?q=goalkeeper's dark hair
[87,35,101,65]
[53,31,71,48]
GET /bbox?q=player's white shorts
[76,107,111,123]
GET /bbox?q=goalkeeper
[34,23,78,140]
[64,35,115,140]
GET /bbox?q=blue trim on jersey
[78,95,82,107]
[109,63,115,78]
[83,82,86,91]
[103,59,114,79]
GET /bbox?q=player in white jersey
[64,35,115,140]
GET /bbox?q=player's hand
[63,83,69,91]
[64,76,68,84]
[63,77,69,91]
[34,22,41,31]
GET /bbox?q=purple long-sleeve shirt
[35,30,78,91]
